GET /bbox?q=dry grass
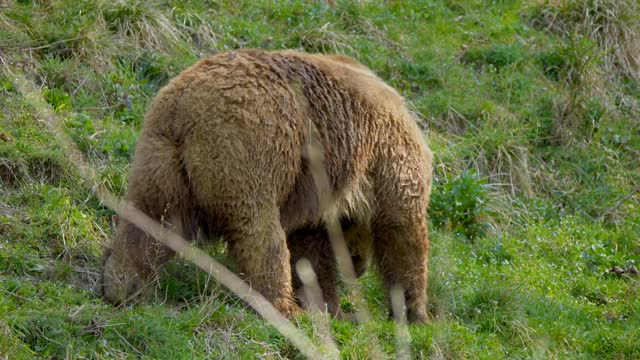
[296,22,354,54]
[73,17,122,73]
[173,11,220,52]
[100,0,185,54]
[431,108,538,198]
[0,155,68,187]
[526,0,640,145]
[530,0,640,81]
[0,4,21,36]
[548,38,605,144]
[477,144,533,196]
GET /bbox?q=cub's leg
[288,220,373,320]
[288,226,340,317]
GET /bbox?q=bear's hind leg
[372,213,430,323]
[181,120,302,318]
[224,208,303,318]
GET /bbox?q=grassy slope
[1,0,640,358]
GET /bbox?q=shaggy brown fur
[101,49,433,322]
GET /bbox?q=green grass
[1,0,640,358]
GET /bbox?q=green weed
[430,170,490,240]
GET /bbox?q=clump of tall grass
[294,22,353,54]
[430,107,542,200]
[467,110,536,197]
[100,0,185,54]
[172,11,220,53]
[457,283,536,347]
[529,0,640,81]
[100,0,219,53]
[541,37,605,145]
[0,5,28,48]
[71,17,123,73]
[527,0,640,145]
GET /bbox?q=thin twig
[305,124,387,359]
[391,284,411,360]
[598,184,640,220]
[1,36,86,53]
[112,329,144,356]
[0,287,31,302]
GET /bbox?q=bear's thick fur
[101,49,433,322]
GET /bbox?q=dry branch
[304,124,388,359]
[391,284,411,360]
[598,184,640,220]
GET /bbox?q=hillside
[1,0,639,358]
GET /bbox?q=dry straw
[532,0,640,81]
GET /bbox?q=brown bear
[101,49,433,322]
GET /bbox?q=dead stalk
[391,284,412,360]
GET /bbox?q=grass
[1,0,640,358]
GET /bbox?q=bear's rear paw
[334,308,358,322]
[273,299,305,319]
[407,306,429,324]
